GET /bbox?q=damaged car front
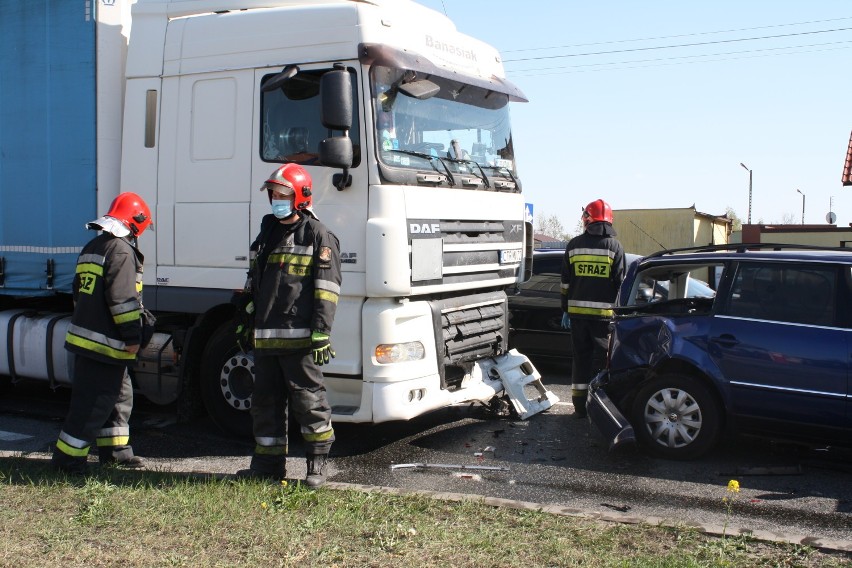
[587,254,720,459]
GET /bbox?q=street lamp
[740,163,752,224]
[796,188,805,224]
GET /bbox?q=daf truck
[0,0,555,436]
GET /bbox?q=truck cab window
[260,68,360,166]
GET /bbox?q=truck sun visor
[358,43,528,103]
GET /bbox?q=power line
[503,26,852,62]
[508,39,852,75]
[507,44,852,77]
[502,15,852,53]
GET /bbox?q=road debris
[451,472,483,481]
[601,503,632,513]
[390,463,509,472]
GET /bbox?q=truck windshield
[371,65,517,190]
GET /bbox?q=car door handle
[710,334,739,347]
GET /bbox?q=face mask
[271,198,293,219]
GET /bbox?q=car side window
[627,264,717,306]
[726,263,837,326]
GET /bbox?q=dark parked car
[507,249,571,365]
[588,244,852,459]
[508,249,710,366]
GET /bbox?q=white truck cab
[0,0,555,435]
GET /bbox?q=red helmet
[105,192,153,236]
[582,199,613,226]
[260,163,312,210]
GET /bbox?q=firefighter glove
[311,331,335,366]
[232,294,255,352]
[561,313,571,330]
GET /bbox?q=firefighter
[236,164,342,487]
[560,199,625,418]
[52,192,154,474]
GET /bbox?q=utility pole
[740,163,752,224]
[796,189,805,224]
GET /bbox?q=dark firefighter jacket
[560,221,626,319]
[65,233,144,364]
[250,212,342,355]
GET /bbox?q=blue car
[508,250,710,367]
[587,244,852,459]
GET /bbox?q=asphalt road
[1,363,851,552]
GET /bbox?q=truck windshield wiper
[442,157,491,189]
[385,149,456,186]
[479,165,519,191]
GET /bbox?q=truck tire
[200,322,254,438]
[630,373,721,460]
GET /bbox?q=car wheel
[630,373,720,460]
[200,322,254,438]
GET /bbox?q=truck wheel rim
[219,353,255,411]
[643,387,702,449]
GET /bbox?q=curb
[323,481,852,554]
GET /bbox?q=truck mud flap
[479,349,559,420]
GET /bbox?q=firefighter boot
[51,448,88,476]
[305,454,328,488]
[572,396,588,419]
[236,454,286,481]
[99,446,145,469]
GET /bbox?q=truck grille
[430,290,508,390]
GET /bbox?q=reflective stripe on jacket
[65,233,144,364]
[250,213,342,355]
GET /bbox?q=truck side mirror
[320,64,354,190]
[319,138,353,170]
[320,67,352,130]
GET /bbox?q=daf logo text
[410,223,441,235]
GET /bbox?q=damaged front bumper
[587,370,635,451]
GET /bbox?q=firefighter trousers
[250,351,335,467]
[569,318,611,413]
[53,355,135,466]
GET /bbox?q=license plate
[500,249,522,264]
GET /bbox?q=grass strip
[0,457,849,567]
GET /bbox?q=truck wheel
[630,373,720,460]
[200,323,254,438]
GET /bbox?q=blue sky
[415,0,852,232]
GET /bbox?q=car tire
[200,322,255,438]
[630,373,720,460]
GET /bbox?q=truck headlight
[375,342,426,364]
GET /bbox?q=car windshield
[370,65,518,191]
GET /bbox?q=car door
[708,261,848,437]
